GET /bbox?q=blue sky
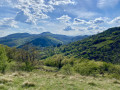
[0,0,120,37]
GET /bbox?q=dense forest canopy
[58,27,120,64]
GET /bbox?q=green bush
[44,54,64,69]
[61,64,74,75]
[61,57,76,66]
[73,59,120,78]
[44,54,120,79]
[73,60,100,76]
[23,62,34,71]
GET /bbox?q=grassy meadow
[0,69,120,90]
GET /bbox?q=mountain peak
[40,32,52,35]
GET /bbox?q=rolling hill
[59,27,120,64]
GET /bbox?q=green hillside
[19,36,63,48]
[0,32,88,47]
[58,27,120,64]
[0,33,36,47]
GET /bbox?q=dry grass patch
[22,81,36,87]
[11,72,29,77]
[0,78,13,84]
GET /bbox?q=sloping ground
[59,27,120,63]
[19,36,63,48]
[0,33,36,47]
[0,70,120,90]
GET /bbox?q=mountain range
[0,32,88,47]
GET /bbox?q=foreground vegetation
[0,70,120,90]
[0,43,120,79]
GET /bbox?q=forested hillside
[58,27,120,64]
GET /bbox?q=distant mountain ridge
[0,32,88,47]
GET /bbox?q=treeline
[0,43,64,73]
[0,44,49,73]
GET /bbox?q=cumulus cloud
[56,15,71,24]
[0,0,54,24]
[73,17,108,26]
[0,18,18,29]
[93,17,104,24]
[110,16,120,24]
[0,0,76,25]
[87,17,109,25]
[97,0,120,9]
[14,0,54,24]
[49,0,75,5]
[73,18,87,25]
[64,26,74,31]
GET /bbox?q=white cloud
[0,0,75,25]
[14,0,54,24]
[87,17,109,25]
[56,15,71,24]
[87,25,100,30]
[93,18,104,24]
[73,17,109,26]
[110,16,120,24]
[97,0,120,9]
[73,18,87,25]
[0,0,54,24]
[49,0,75,5]
[0,18,18,29]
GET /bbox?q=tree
[0,45,8,74]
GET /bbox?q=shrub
[73,61,100,76]
[0,84,5,89]
[44,54,64,69]
[22,62,34,71]
[113,80,120,84]
[88,82,97,86]
[61,64,74,75]
[61,57,75,66]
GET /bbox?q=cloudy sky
[0,0,120,37]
